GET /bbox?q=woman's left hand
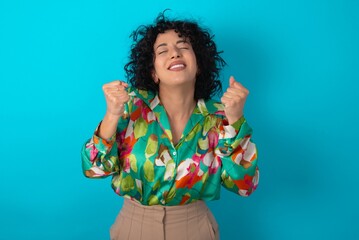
[221,76,249,125]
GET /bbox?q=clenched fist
[103,80,130,117]
[98,80,130,139]
[221,76,249,125]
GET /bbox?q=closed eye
[177,40,190,49]
[158,50,168,55]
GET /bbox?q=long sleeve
[216,116,259,196]
[81,103,131,178]
[81,91,259,205]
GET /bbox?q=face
[152,30,198,87]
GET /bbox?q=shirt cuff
[92,122,116,153]
[229,116,246,130]
[221,116,246,139]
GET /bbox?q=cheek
[191,56,198,72]
[152,61,166,79]
[153,57,165,69]
[152,60,160,73]
[189,52,197,67]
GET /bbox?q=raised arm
[218,76,259,196]
[81,81,130,178]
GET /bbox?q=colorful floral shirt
[81,87,259,206]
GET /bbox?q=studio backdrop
[0,0,358,239]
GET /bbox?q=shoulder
[126,87,156,106]
[127,86,152,98]
[200,98,225,118]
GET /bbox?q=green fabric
[81,87,259,206]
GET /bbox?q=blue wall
[1,0,358,239]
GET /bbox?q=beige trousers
[110,198,220,240]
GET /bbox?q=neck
[158,85,196,119]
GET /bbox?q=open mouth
[169,64,185,70]
[168,61,186,70]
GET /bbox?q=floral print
[81,87,259,206]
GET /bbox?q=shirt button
[173,151,177,156]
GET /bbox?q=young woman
[81,11,259,240]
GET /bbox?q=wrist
[227,114,243,125]
[104,111,122,122]
[97,114,119,140]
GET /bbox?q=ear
[151,70,159,83]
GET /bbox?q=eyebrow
[155,39,188,50]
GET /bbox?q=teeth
[169,64,185,70]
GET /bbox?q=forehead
[154,30,186,47]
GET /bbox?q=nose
[170,46,181,59]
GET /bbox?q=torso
[168,118,188,145]
[166,101,196,146]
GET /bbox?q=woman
[81,11,259,240]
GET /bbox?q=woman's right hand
[103,80,130,118]
[98,81,130,139]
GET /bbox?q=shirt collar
[130,87,225,146]
[131,87,224,117]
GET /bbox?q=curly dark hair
[124,11,226,100]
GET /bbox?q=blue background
[1,0,358,239]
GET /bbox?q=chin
[171,75,196,84]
